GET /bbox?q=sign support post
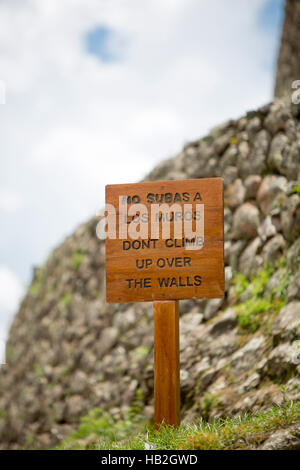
[154,300,180,428]
[105,178,224,428]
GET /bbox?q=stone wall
[275,0,300,98]
[0,99,299,449]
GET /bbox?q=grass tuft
[71,251,86,270]
[57,401,300,450]
[230,259,291,333]
[60,292,72,308]
[290,185,300,196]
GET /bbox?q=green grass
[133,346,151,360]
[33,363,44,378]
[58,389,146,450]
[57,408,147,450]
[57,401,300,450]
[199,393,221,421]
[71,250,86,270]
[28,281,42,296]
[290,185,300,196]
[229,136,239,146]
[231,260,291,333]
[60,292,72,308]
[231,273,249,298]
[235,297,286,333]
[28,267,45,296]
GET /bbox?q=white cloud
[0,188,23,213]
[0,266,24,348]
[0,0,282,331]
[0,266,24,314]
[0,79,5,104]
[0,323,7,365]
[0,343,5,366]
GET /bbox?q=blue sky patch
[258,0,284,32]
[257,0,285,72]
[85,26,118,62]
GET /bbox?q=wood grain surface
[105,178,224,303]
[154,300,180,427]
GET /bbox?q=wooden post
[153,300,180,428]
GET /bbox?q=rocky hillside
[0,98,299,449]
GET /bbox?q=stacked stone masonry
[0,99,299,449]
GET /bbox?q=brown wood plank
[105,178,224,303]
[154,300,180,428]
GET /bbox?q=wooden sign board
[105,178,224,303]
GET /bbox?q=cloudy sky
[0,0,284,346]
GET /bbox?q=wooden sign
[105,178,224,303]
[105,177,224,428]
